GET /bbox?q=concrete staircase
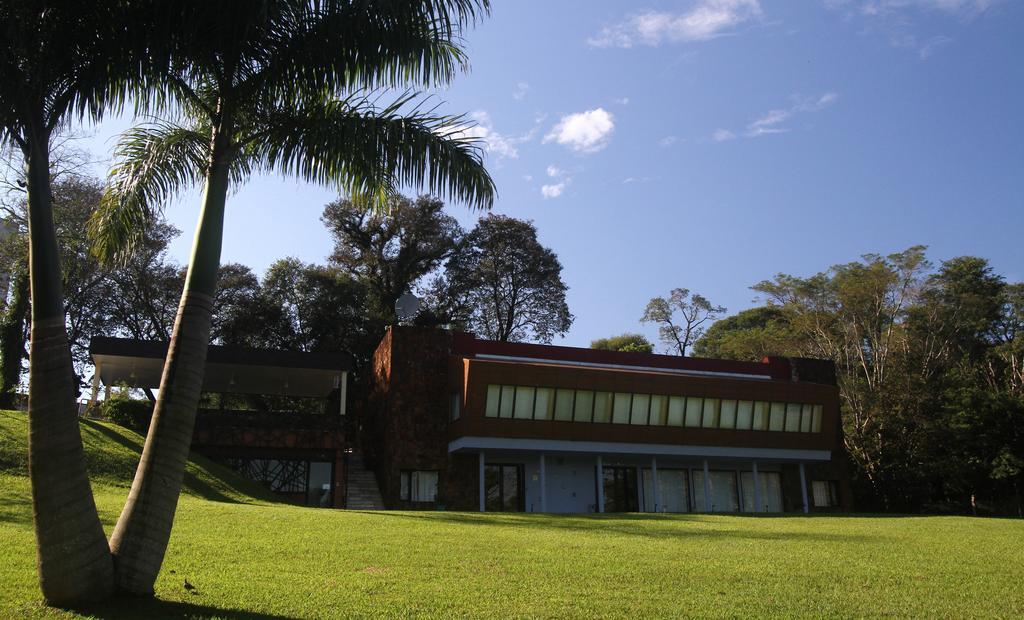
[346,453,385,510]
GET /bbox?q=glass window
[702,398,720,428]
[667,396,685,426]
[693,470,740,512]
[720,399,737,429]
[630,394,650,425]
[769,402,785,431]
[485,385,501,418]
[812,405,823,433]
[401,470,438,502]
[574,390,595,422]
[643,469,689,512]
[684,397,703,427]
[553,389,574,421]
[753,401,769,430]
[649,395,668,426]
[399,471,409,500]
[450,392,461,421]
[800,404,813,433]
[736,400,753,429]
[534,388,554,420]
[812,480,839,507]
[740,471,783,512]
[499,386,515,418]
[612,393,632,424]
[513,386,535,419]
[593,392,612,423]
[785,403,801,432]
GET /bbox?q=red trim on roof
[451,333,774,377]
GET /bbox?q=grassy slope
[2,411,1023,619]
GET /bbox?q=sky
[80,0,1024,350]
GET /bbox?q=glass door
[602,466,639,512]
[485,464,523,512]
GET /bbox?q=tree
[641,289,726,356]
[691,306,799,361]
[0,0,185,603]
[90,1,495,595]
[431,214,573,343]
[323,194,462,324]
[590,333,653,353]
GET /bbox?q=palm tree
[90,1,495,595]
[0,1,182,605]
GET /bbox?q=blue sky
[82,0,1024,350]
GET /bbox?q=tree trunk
[24,131,115,605]
[0,262,29,409]
[108,122,233,595]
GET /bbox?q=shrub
[101,395,153,434]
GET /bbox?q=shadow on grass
[58,597,293,620]
[367,510,880,543]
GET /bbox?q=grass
[1,410,1023,618]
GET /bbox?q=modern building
[89,326,852,514]
[365,327,851,514]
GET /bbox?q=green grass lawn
[2,410,1023,619]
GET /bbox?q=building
[89,326,852,514]
[366,327,851,514]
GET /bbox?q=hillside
[1,410,1023,619]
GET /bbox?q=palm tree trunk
[108,122,233,595]
[24,131,115,605]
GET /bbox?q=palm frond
[89,121,210,264]
[245,93,495,213]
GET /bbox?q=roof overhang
[90,337,350,398]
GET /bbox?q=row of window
[483,384,824,433]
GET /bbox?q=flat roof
[90,337,350,397]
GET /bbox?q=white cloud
[543,108,615,153]
[659,135,680,147]
[830,0,997,16]
[450,111,534,161]
[512,82,530,101]
[712,128,737,142]
[613,97,631,105]
[588,1,763,48]
[546,165,563,178]
[723,92,839,139]
[541,183,566,199]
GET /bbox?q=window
[400,470,438,502]
[753,401,769,430]
[684,397,703,427]
[554,389,574,421]
[769,402,786,431]
[702,398,721,428]
[612,392,632,424]
[812,405,823,433]
[736,400,754,429]
[593,392,612,423]
[575,390,595,422]
[649,395,668,426]
[800,404,813,433]
[740,471,783,513]
[785,403,801,432]
[450,392,461,421]
[693,470,740,512]
[630,394,650,425]
[485,385,500,418]
[499,386,515,418]
[720,399,737,429]
[513,386,535,419]
[667,396,685,426]
[812,480,839,507]
[485,464,522,512]
[534,388,554,420]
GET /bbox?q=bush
[101,396,153,433]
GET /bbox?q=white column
[596,455,605,513]
[702,459,712,513]
[539,453,547,513]
[799,462,809,514]
[752,461,762,513]
[89,363,101,406]
[479,452,486,512]
[651,456,660,513]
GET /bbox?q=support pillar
[651,456,660,513]
[479,452,486,512]
[752,461,762,513]
[596,455,604,513]
[703,459,712,512]
[539,453,547,513]
[89,364,101,407]
[799,462,809,514]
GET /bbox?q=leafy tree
[323,194,462,324]
[691,306,799,361]
[641,288,726,356]
[430,214,573,343]
[90,1,495,594]
[590,333,653,353]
